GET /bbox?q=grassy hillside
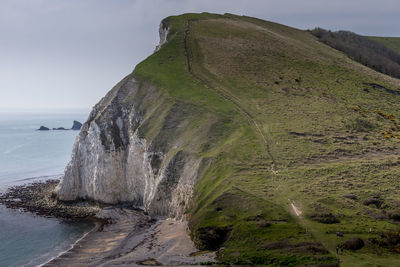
[369,36,400,55]
[310,29,400,79]
[133,13,400,266]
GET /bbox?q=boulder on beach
[37,126,50,131]
[71,120,82,130]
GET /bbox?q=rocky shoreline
[0,180,100,220]
[0,180,215,266]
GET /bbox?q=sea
[0,110,94,267]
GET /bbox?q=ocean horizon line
[0,108,91,114]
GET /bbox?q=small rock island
[37,126,50,131]
[71,120,82,130]
[37,120,82,131]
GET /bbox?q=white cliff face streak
[155,20,170,52]
[55,76,202,218]
[55,22,201,218]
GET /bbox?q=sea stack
[71,120,82,130]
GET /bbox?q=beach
[1,180,215,266]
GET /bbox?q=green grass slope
[369,36,400,55]
[133,13,400,266]
[310,29,400,79]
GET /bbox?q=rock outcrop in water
[37,121,82,131]
[55,21,207,218]
[37,126,50,131]
[71,120,82,130]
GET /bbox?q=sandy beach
[45,208,215,266]
[0,181,215,266]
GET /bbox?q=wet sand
[45,208,215,266]
[0,182,215,266]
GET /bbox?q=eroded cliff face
[155,20,170,52]
[55,22,208,218]
[55,77,205,218]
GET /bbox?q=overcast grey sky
[1,0,399,110]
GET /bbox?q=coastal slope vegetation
[61,13,400,266]
[310,28,400,78]
[137,13,400,266]
[368,36,400,55]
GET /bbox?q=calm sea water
[0,110,93,267]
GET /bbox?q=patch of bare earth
[289,200,302,217]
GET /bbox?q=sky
[1,0,399,110]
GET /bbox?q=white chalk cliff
[55,21,208,218]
